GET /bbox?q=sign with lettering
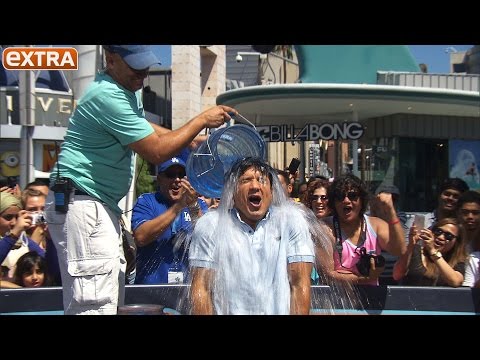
[2,47,78,70]
[257,122,364,142]
[0,88,74,126]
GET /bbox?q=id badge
[168,271,184,284]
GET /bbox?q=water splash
[299,200,365,314]
[176,162,364,314]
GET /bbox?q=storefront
[217,83,479,211]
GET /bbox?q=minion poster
[0,143,59,185]
[0,151,20,185]
[449,140,480,191]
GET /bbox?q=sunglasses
[334,191,360,202]
[163,170,186,179]
[1,214,17,221]
[432,227,457,242]
[312,195,328,202]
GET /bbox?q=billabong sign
[257,122,364,142]
[2,47,78,70]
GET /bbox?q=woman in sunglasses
[315,174,406,286]
[302,179,331,284]
[302,178,331,220]
[393,218,468,287]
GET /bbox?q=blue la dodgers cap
[103,45,160,70]
[158,157,186,173]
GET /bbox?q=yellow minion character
[0,151,20,177]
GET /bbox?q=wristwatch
[430,251,443,260]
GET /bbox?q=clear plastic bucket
[186,124,266,198]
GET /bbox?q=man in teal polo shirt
[45,45,236,315]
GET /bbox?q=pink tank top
[333,215,380,286]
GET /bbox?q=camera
[235,54,243,62]
[31,212,47,226]
[356,247,385,276]
[0,176,18,189]
[7,176,18,189]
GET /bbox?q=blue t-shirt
[131,192,207,284]
[50,71,154,215]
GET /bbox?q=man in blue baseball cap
[103,45,160,71]
[131,155,207,285]
[157,156,186,173]
[45,45,237,315]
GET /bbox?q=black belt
[74,188,90,196]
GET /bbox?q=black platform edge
[1,285,479,314]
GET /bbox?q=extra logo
[2,47,78,70]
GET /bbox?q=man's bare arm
[288,262,313,315]
[130,105,235,165]
[190,267,215,315]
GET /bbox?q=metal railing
[377,71,480,92]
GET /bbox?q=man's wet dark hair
[227,157,274,187]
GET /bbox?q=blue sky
[408,45,473,73]
[152,45,474,74]
[152,46,171,67]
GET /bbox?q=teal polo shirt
[50,72,154,215]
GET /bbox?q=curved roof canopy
[217,83,480,127]
[219,45,478,127]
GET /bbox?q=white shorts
[45,191,126,315]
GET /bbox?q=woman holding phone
[393,217,468,287]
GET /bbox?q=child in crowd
[13,251,50,287]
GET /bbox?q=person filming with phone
[393,217,468,287]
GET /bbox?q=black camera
[7,176,17,189]
[356,247,386,276]
[0,177,18,189]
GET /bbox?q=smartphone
[6,176,17,189]
[287,158,301,175]
[413,214,425,230]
